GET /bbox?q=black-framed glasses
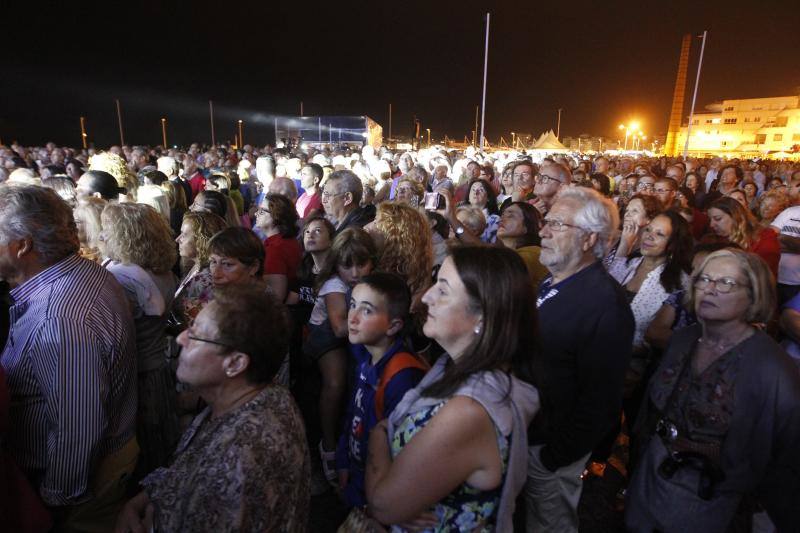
[187,334,235,349]
[694,274,746,294]
[535,173,561,185]
[542,218,583,232]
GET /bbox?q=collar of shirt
[10,254,83,305]
[353,339,406,387]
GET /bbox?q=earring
[226,370,235,377]
[474,326,481,335]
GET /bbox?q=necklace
[698,327,753,354]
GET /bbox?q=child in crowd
[304,228,378,483]
[336,272,428,508]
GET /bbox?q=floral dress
[390,401,510,532]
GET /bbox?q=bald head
[268,176,298,203]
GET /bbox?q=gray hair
[8,168,42,186]
[0,185,79,264]
[268,177,298,202]
[555,187,618,259]
[157,156,180,178]
[328,169,363,205]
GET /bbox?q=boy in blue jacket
[336,272,427,508]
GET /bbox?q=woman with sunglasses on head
[115,285,310,533]
[626,249,800,532]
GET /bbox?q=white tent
[532,130,569,152]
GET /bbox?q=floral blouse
[651,339,743,444]
[390,402,509,532]
[142,385,311,532]
[173,265,214,326]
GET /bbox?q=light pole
[556,108,562,139]
[618,122,640,151]
[426,128,431,148]
[511,131,516,147]
[238,120,244,147]
[161,118,167,148]
[79,116,88,149]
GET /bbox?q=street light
[511,131,516,147]
[618,122,642,151]
[426,128,431,148]
[161,118,167,149]
[238,120,244,147]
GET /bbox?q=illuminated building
[674,94,800,157]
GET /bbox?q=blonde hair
[101,203,176,273]
[182,211,228,267]
[161,180,187,211]
[89,152,138,200]
[74,197,106,258]
[687,248,776,324]
[374,202,433,299]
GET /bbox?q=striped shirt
[1,254,137,506]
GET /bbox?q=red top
[188,171,206,198]
[263,234,302,284]
[296,191,322,219]
[751,227,780,278]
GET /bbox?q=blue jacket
[335,340,426,507]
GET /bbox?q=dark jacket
[528,261,635,471]
[335,205,376,235]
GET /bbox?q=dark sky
[2,0,799,148]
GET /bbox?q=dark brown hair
[264,192,299,238]
[209,283,289,384]
[208,227,265,276]
[656,210,694,293]
[423,246,537,398]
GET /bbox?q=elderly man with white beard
[525,186,634,533]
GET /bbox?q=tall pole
[79,116,88,149]
[300,101,304,116]
[209,100,216,146]
[474,105,479,147]
[238,120,244,147]
[556,108,563,139]
[161,118,167,148]
[426,128,431,148]
[479,12,490,150]
[683,30,708,159]
[388,103,392,140]
[115,99,125,146]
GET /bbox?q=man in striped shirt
[0,185,138,531]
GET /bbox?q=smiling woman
[626,249,800,532]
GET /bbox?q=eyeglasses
[694,274,747,294]
[637,183,655,191]
[255,206,270,216]
[322,191,345,199]
[542,218,582,232]
[535,174,561,185]
[187,334,234,349]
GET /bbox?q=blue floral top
[389,401,510,532]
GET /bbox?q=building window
[721,141,728,146]
[711,118,721,124]
[775,116,788,127]
[705,119,713,124]
[724,106,734,111]
[724,118,738,124]
[793,133,800,141]
[774,134,783,141]
[692,119,699,125]
[752,106,763,110]
[755,134,767,144]
[753,116,761,122]
[744,118,750,122]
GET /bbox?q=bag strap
[374,352,428,419]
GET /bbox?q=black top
[529,261,635,471]
[334,204,376,235]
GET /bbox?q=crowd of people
[0,139,798,533]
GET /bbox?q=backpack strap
[374,352,428,419]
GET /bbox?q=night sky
[2,0,798,148]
